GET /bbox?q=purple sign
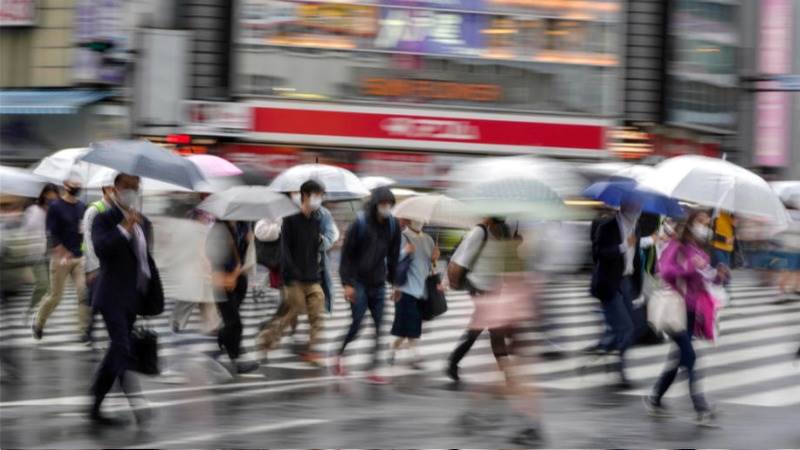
[381,0,486,12]
[374,9,485,56]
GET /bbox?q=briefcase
[131,326,160,375]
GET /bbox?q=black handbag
[419,272,447,321]
[131,325,160,375]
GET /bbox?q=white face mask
[409,220,424,232]
[691,223,710,241]
[290,193,302,207]
[308,195,322,211]
[378,205,392,218]
[116,189,139,211]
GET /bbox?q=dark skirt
[391,292,422,338]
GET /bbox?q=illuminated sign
[362,77,501,101]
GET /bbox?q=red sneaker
[366,374,389,385]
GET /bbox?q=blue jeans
[599,277,636,354]
[340,282,385,369]
[653,311,709,412]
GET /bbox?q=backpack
[447,224,488,291]
[255,239,281,270]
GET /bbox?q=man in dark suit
[89,173,162,426]
[590,195,643,388]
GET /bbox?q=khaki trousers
[258,282,324,352]
[36,257,90,334]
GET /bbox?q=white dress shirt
[616,213,637,276]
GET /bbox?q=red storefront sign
[250,102,607,155]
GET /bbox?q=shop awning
[0,90,113,115]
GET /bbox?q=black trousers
[449,328,510,367]
[216,275,248,360]
[91,305,140,410]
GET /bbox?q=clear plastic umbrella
[392,194,474,228]
[0,165,48,198]
[360,176,396,191]
[32,147,100,183]
[198,186,299,221]
[270,164,369,201]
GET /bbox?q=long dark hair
[36,183,59,207]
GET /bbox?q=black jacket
[339,187,401,287]
[91,205,163,315]
[590,215,643,302]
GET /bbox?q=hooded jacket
[339,187,401,287]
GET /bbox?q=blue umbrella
[583,180,685,218]
[81,140,207,190]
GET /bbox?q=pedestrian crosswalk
[1,271,798,408]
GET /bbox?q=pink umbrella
[187,154,243,178]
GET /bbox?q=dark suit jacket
[590,215,643,302]
[91,205,163,315]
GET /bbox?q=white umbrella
[32,147,100,183]
[360,176,396,191]
[198,186,298,221]
[450,175,571,219]
[270,164,369,201]
[641,155,787,224]
[448,155,584,198]
[392,194,474,228]
[770,181,800,203]
[0,165,48,198]
[613,164,656,182]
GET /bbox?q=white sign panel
[183,101,252,136]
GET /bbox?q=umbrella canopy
[360,176,396,191]
[448,155,584,198]
[270,164,369,201]
[81,140,208,190]
[392,194,474,228]
[583,180,685,218]
[641,155,786,224]
[85,166,237,193]
[613,164,656,182]
[187,154,243,178]
[770,181,800,203]
[198,186,298,221]
[0,165,49,198]
[450,175,569,219]
[32,147,98,183]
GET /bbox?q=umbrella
[641,155,787,224]
[770,181,800,203]
[360,176,396,191]
[81,140,208,190]
[448,155,584,198]
[187,154,243,178]
[0,165,48,198]
[613,164,656,182]
[270,164,369,201]
[198,186,298,221]
[32,147,99,183]
[583,180,685,218]
[392,194,474,228]
[450,175,570,219]
[85,166,236,193]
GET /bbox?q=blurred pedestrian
[80,171,117,345]
[388,218,439,369]
[588,195,644,389]
[334,186,401,384]
[32,175,90,341]
[643,210,725,426]
[776,197,800,302]
[257,180,327,365]
[207,216,260,374]
[89,173,160,426]
[445,217,513,382]
[710,210,735,285]
[22,183,59,318]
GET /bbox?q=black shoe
[235,360,260,374]
[616,378,635,390]
[88,410,126,427]
[642,395,671,417]
[795,346,800,359]
[31,322,42,341]
[511,427,544,446]
[580,344,607,355]
[445,364,460,382]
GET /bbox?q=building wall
[0,0,76,88]
[622,0,666,125]
[178,0,232,100]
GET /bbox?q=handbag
[131,324,159,375]
[647,284,687,334]
[419,272,447,321]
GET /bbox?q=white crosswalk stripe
[1,271,798,407]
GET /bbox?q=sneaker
[366,374,389,385]
[88,409,126,427]
[235,360,260,374]
[31,322,42,341]
[331,357,346,376]
[170,322,181,334]
[445,364,460,382]
[510,427,544,446]
[642,395,671,417]
[696,409,718,428]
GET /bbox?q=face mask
[691,223,710,241]
[409,220,424,232]
[378,205,392,218]
[308,195,322,211]
[66,186,81,197]
[290,193,302,207]
[116,189,139,211]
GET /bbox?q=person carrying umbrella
[333,186,402,384]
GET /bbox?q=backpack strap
[466,224,488,271]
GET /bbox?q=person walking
[207,215,259,374]
[388,219,439,369]
[22,183,59,319]
[81,171,117,345]
[588,196,644,389]
[643,210,725,426]
[89,173,161,426]
[257,180,327,365]
[445,217,513,382]
[333,186,401,383]
[32,175,90,341]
